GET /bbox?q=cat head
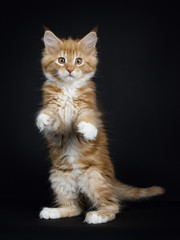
[41,30,98,85]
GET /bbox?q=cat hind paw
[39,207,60,219]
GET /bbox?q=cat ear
[43,30,62,50]
[78,32,97,50]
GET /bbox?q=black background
[0,1,179,239]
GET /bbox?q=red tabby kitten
[36,30,164,224]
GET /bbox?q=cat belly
[50,165,106,205]
[50,160,86,200]
[50,168,79,200]
[62,135,78,164]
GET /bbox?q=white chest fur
[58,87,79,164]
[58,87,78,127]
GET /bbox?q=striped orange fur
[36,30,165,224]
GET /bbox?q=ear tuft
[91,25,98,33]
[78,32,97,49]
[43,30,61,48]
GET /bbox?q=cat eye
[58,57,66,64]
[75,58,83,65]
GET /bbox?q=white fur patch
[36,113,52,132]
[44,72,57,83]
[57,92,77,128]
[85,212,109,224]
[39,207,60,219]
[50,169,79,200]
[77,121,98,140]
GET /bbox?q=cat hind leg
[40,169,82,220]
[80,168,120,224]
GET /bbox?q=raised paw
[39,207,60,219]
[36,113,53,132]
[77,121,98,141]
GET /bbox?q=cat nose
[67,67,74,73]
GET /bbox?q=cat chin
[61,76,76,82]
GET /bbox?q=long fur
[36,30,165,224]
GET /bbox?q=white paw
[36,113,53,132]
[85,212,108,224]
[77,121,98,140]
[39,207,60,219]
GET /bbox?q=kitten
[36,30,164,224]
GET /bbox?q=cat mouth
[66,74,75,78]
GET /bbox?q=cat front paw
[36,113,53,132]
[77,121,98,141]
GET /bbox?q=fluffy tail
[114,180,165,201]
